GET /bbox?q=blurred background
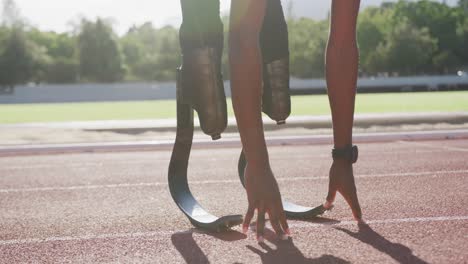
[0,0,467,145]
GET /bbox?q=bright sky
[9,0,231,35]
[4,0,458,35]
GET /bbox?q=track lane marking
[0,170,467,194]
[398,140,468,152]
[0,182,161,193]
[0,215,467,246]
[1,129,468,157]
[0,149,461,170]
[0,160,168,170]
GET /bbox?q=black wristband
[332,145,358,163]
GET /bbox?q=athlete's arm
[324,0,363,222]
[229,0,289,240]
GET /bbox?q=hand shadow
[335,223,429,264]
[247,228,350,264]
[171,229,247,264]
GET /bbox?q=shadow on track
[171,217,348,264]
[247,228,349,264]
[336,223,429,264]
[171,229,246,264]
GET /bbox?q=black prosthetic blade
[169,159,243,232]
[237,150,326,219]
[168,71,242,232]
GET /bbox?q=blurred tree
[1,0,467,83]
[371,18,437,75]
[459,0,468,11]
[121,23,179,81]
[77,18,124,82]
[0,27,37,87]
[288,18,328,78]
[393,0,462,72]
[27,29,78,83]
[455,0,468,65]
[28,29,75,58]
[357,6,394,75]
[0,0,49,87]
[1,0,22,27]
[221,15,230,80]
[151,25,180,80]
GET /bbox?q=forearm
[325,42,358,148]
[326,0,360,149]
[229,0,268,164]
[229,32,269,164]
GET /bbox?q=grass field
[0,91,467,124]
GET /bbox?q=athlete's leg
[178,0,226,139]
[260,0,289,63]
[324,0,363,222]
[229,0,289,240]
[259,0,291,124]
[179,0,223,54]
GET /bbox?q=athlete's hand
[324,159,363,222]
[243,163,289,242]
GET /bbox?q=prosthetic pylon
[168,66,242,232]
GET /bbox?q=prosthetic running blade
[168,77,242,232]
[237,150,327,219]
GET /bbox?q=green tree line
[0,0,467,87]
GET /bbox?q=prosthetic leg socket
[180,47,227,140]
[262,57,291,125]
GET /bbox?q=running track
[0,139,467,263]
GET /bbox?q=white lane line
[0,149,458,171]
[281,170,468,182]
[0,159,172,170]
[290,215,468,229]
[0,150,430,171]
[353,169,468,178]
[0,182,163,193]
[398,140,468,152]
[1,129,468,157]
[0,215,467,246]
[0,170,467,194]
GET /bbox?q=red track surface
[0,139,467,263]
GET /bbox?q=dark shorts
[179,0,289,63]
